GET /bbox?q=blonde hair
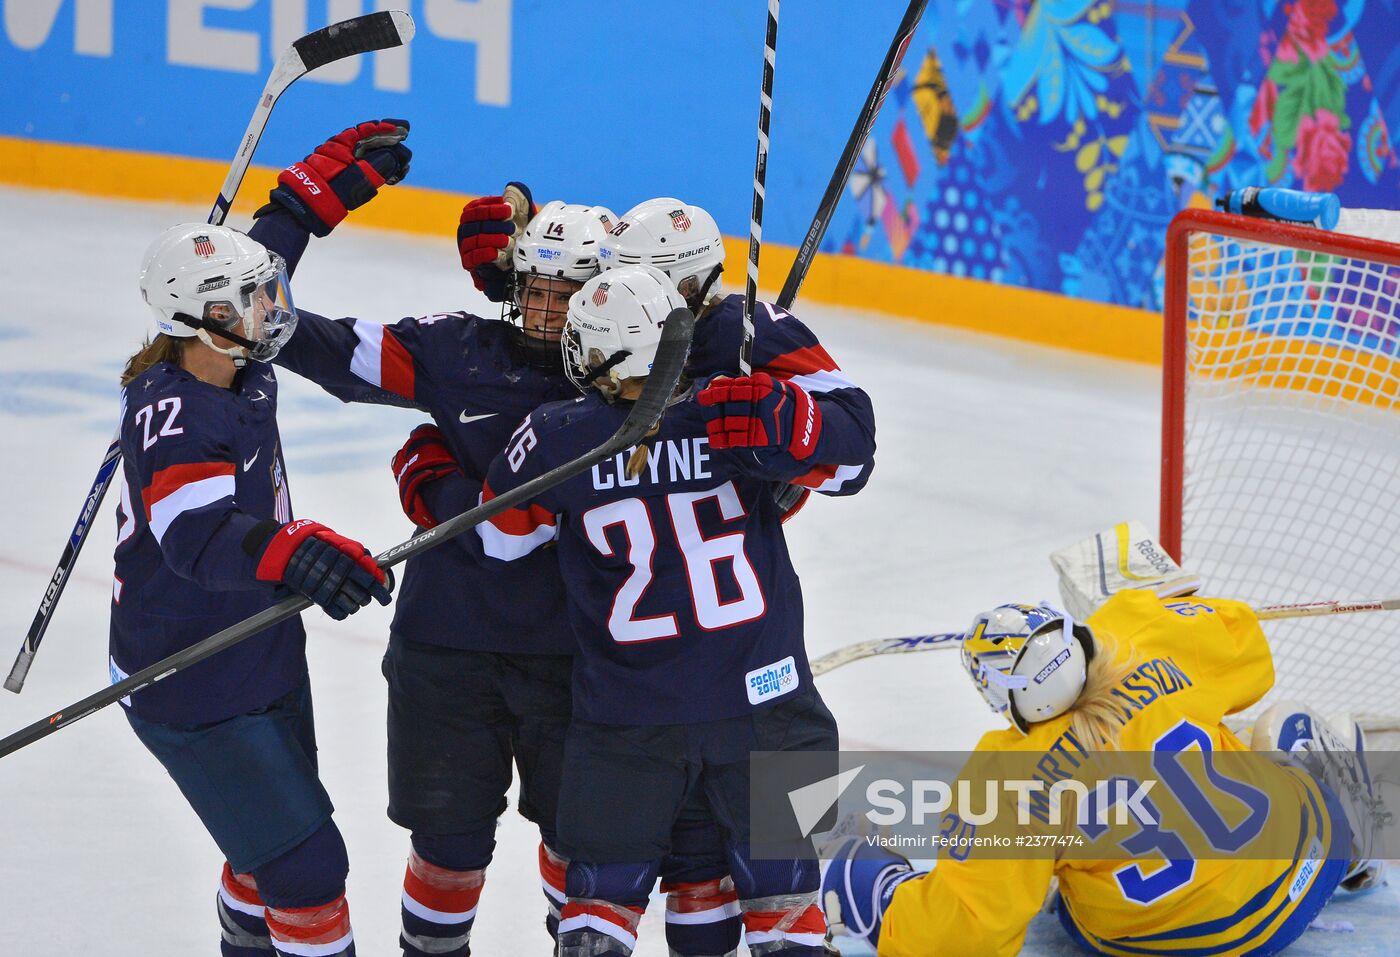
[121,334,184,386]
[1066,628,1138,752]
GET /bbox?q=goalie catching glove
[1049,519,1201,620]
[244,519,393,620]
[261,119,412,237]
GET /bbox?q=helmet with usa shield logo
[599,198,724,310]
[138,223,298,366]
[961,603,1092,734]
[562,264,686,396]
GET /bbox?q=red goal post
[1161,206,1400,730]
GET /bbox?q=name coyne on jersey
[591,436,712,490]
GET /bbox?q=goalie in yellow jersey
[820,531,1389,957]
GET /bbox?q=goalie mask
[599,198,724,310]
[563,265,686,396]
[961,603,1093,734]
[509,201,617,371]
[139,224,298,366]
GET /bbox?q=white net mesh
[1174,210,1400,730]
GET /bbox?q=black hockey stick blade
[293,9,413,72]
[0,309,694,761]
[209,9,415,225]
[776,0,926,310]
[4,435,123,694]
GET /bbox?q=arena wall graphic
[4,0,1398,361]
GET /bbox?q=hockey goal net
[1161,206,1400,732]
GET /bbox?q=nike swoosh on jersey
[460,411,499,424]
[243,451,260,471]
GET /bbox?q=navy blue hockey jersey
[110,362,307,725]
[252,210,579,654]
[471,322,877,724]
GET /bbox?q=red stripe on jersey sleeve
[481,480,557,535]
[141,461,236,516]
[761,343,840,380]
[380,327,416,400]
[790,463,838,489]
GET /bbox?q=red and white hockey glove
[246,519,392,620]
[265,119,412,236]
[391,424,463,529]
[457,181,535,302]
[697,373,823,460]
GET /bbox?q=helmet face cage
[961,604,1069,730]
[510,272,582,345]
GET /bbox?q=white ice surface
[0,187,1392,954]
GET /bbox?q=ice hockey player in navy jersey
[471,263,876,956]
[245,120,745,956]
[117,223,392,957]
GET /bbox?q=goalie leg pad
[1251,702,1391,882]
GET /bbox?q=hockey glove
[697,373,822,460]
[820,836,918,948]
[264,119,412,237]
[458,181,535,302]
[391,424,464,529]
[246,519,393,620]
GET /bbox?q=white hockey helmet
[138,223,298,364]
[513,200,618,282]
[563,264,686,394]
[961,603,1091,734]
[599,198,725,307]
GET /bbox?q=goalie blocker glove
[261,119,412,237]
[245,519,393,620]
[820,836,918,949]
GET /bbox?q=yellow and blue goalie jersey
[879,591,1352,957]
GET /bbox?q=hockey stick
[4,10,415,695]
[776,0,926,310]
[810,596,1400,676]
[810,631,961,676]
[209,10,415,225]
[740,0,780,375]
[0,309,694,761]
[4,437,122,692]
